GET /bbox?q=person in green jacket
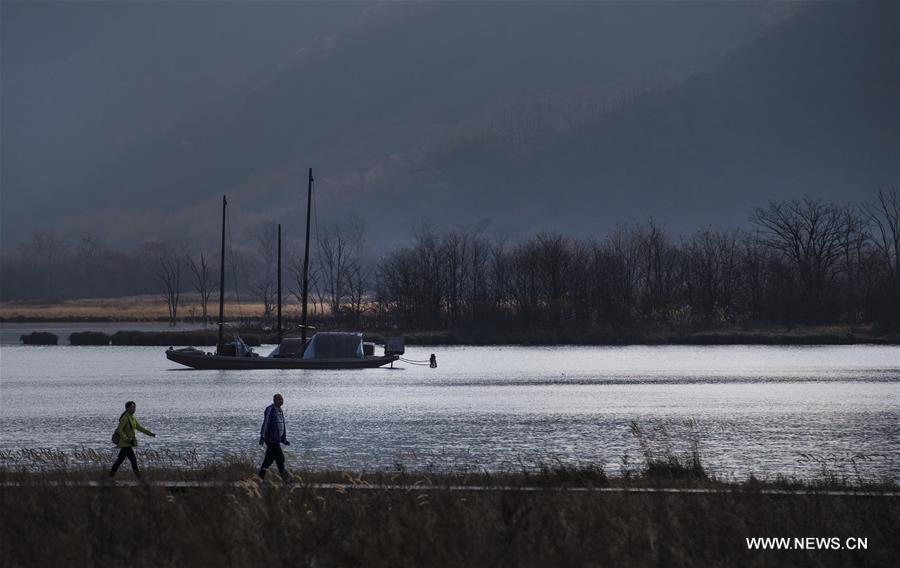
[109,400,156,478]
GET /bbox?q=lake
[0,344,897,480]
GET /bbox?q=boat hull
[166,349,399,370]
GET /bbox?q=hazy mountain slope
[370,1,898,240]
[2,2,773,248]
[1,2,365,242]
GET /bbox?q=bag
[111,411,126,446]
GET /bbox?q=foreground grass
[2,451,897,568]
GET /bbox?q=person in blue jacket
[258,393,291,480]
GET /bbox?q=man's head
[273,394,284,408]
[125,401,136,413]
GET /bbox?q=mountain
[1,2,894,250]
[375,1,898,240]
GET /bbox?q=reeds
[628,419,707,481]
[2,417,896,568]
[1,456,897,568]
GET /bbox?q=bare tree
[188,252,215,321]
[603,227,642,324]
[682,229,740,322]
[441,230,471,325]
[751,197,851,322]
[413,226,444,327]
[77,233,107,260]
[738,235,769,323]
[19,231,67,300]
[6,195,899,330]
[250,222,278,322]
[157,251,182,326]
[469,233,491,319]
[317,221,364,319]
[861,188,900,282]
[488,237,511,319]
[860,188,900,323]
[346,261,371,325]
[288,250,320,319]
[637,220,677,318]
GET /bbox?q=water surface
[1,344,897,479]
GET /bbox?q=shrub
[68,331,111,345]
[20,332,57,345]
[108,330,264,347]
[111,330,218,346]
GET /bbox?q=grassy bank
[2,458,896,568]
[4,297,899,345]
[0,296,295,322]
[1,295,177,321]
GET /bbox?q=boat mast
[216,195,227,355]
[277,223,282,344]
[301,168,313,345]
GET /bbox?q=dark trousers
[259,442,286,478]
[110,447,140,477]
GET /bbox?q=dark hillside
[380,2,898,237]
[10,2,774,246]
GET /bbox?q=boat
[165,168,402,370]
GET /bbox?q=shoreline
[7,324,900,346]
[3,297,897,345]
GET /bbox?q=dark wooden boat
[165,348,398,370]
[165,169,402,370]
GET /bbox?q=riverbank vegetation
[11,324,900,347]
[3,193,899,340]
[18,331,58,345]
[1,447,896,568]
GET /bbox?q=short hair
[125,401,136,409]
[273,394,283,401]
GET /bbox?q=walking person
[258,393,291,481]
[109,401,156,479]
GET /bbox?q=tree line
[2,191,898,331]
[372,191,899,332]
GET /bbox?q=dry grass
[0,295,279,321]
[1,295,171,319]
[1,452,897,568]
[2,442,898,567]
[0,295,332,321]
